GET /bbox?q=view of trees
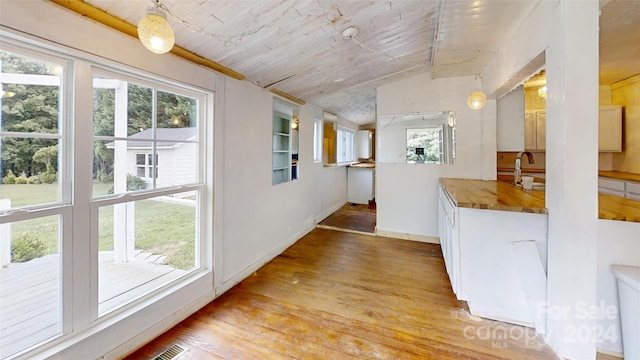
[406,127,442,163]
[1,50,196,183]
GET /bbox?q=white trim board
[216,223,316,296]
[376,230,440,244]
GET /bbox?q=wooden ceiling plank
[49,0,245,80]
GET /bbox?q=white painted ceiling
[80,0,638,125]
[599,0,640,85]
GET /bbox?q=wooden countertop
[440,178,547,214]
[599,171,640,183]
[348,163,375,169]
[598,193,640,222]
[441,178,640,222]
[497,167,546,174]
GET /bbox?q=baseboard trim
[317,201,347,224]
[315,224,375,236]
[376,229,440,244]
[110,289,216,359]
[596,348,624,358]
[216,223,315,296]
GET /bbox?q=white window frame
[90,66,208,317]
[336,126,355,165]
[0,42,75,350]
[313,119,322,163]
[406,124,455,165]
[0,35,214,358]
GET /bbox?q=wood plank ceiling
[79,0,541,124]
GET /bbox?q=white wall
[482,1,601,359]
[597,220,640,355]
[0,1,348,358]
[376,73,490,239]
[219,78,348,291]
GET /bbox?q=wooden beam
[48,0,245,80]
[270,89,306,105]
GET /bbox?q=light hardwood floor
[126,228,560,359]
[318,203,376,234]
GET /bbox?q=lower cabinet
[438,184,548,328]
[598,177,640,199]
[347,167,374,204]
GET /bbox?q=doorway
[317,202,376,234]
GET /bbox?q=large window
[0,40,210,358]
[92,71,203,315]
[0,48,67,357]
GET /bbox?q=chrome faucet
[514,151,535,186]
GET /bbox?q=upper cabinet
[598,105,623,152]
[524,110,546,151]
[356,130,373,159]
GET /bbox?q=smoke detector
[342,26,359,40]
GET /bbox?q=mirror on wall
[272,98,300,184]
[323,111,337,166]
[377,111,456,164]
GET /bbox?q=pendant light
[137,0,175,54]
[467,90,487,110]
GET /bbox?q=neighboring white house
[108,127,198,190]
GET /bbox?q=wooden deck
[126,228,559,360]
[0,251,186,358]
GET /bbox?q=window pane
[407,128,442,164]
[97,193,196,315]
[92,79,153,137]
[1,51,62,134]
[0,214,61,357]
[92,139,114,197]
[156,90,197,130]
[0,138,61,208]
[136,154,145,165]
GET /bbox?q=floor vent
[154,344,186,360]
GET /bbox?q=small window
[135,153,158,179]
[406,124,454,164]
[337,126,355,164]
[313,119,322,163]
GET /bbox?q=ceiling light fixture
[137,0,175,54]
[467,90,487,110]
[538,85,547,98]
[342,26,359,40]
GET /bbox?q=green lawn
[1,183,195,269]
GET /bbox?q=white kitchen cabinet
[438,183,548,327]
[599,177,640,200]
[599,105,623,152]
[347,166,374,204]
[524,111,536,150]
[598,178,626,197]
[625,181,640,200]
[356,130,373,159]
[524,110,545,151]
[438,186,461,296]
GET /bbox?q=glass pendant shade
[137,8,175,54]
[467,90,487,110]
